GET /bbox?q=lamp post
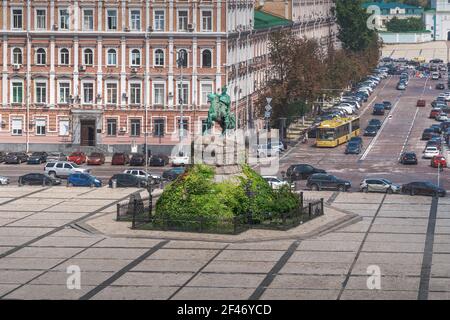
[177,50,186,144]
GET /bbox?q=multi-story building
[425,0,450,41]
[0,0,335,153]
[362,1,424,31]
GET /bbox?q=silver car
[44,161,90,178]
[360,178,401,194]
[0,175,9,185]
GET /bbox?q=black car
[383,101,392,110]
[149,154,169,167]
[345,141,362,154]
[349,136,363,147]
[129,153,146,166]
[108,174,147,188]
[368,119,382,129]
[162,167,186,181]
[4,152,28,164]
[27,152,48,164]
[306,174,351,192]
[430,124,442,134]
[286,164,326,182]
[0,151,6,163]
[399,152,418,165]
[364,125,378,137]
[373,104,386,115]
[440,121,450,132]
[422,128,434,140]
[402,181,446,197]
[19,173,61,186]
[436,83,446,90]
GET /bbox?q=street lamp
[177,50,187,144]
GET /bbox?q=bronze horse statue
[203,86,236,135]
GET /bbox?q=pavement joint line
[0,237,106,299]
[2,199,67,227]
[79,240,170,300]
[326,192,340,205]
[0,191,142,260]
[418,196,439,300]
[336,193,387,300]
[167,244,230,300]
[0,187,51,207]
[248,240,301,300]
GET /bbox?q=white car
[432,72,440,80]
[257,144,282,158]
[171,154,190,166]
[337,105,356,115]
[443,92,450,101]
[437,113,449,122]
[423,147,440,159]
[123,169,161,183]
[263,176,294,190]
[0,175,10,185]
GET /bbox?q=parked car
[423,146,440,159]
[306,174,351,192]
[171,153,190,166]
[402,181,446,197]
[124,169,162,184]
[18,173,61,186]
[162,167,186,181]
[286,164,326,182]
[27,152,48,164]
[87,153,105,165]
[4,152,28,164]
[111,153,130,165]
[47,152,67,162]
[430,124,442,134]
[436,83,446,90]
[67,173,102,187]
[399,152,418,165]
[383,101,392,110]
[149,154,169,167]
[129,153,146,166]
[108,173,147,188]
[263,176,295,190]
[416,99,426,108]
[431,155,447,168]
[437,113,449,122]
[45,161,91,178]
[0,175,10,185]
[430,108,442,119]
[432,72,440,80]
[373,104,386,116]
[345,141,362,154]
[368,119,382,130]
[360,178,401,194]
[67,152,87,165]
[422,128,435,140]
[0,151,7,163]
[364,125,378,137]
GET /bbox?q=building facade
[363,1,424,31]
[0,0,335,153]
[424,0,450,41]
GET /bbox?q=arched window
[36,48,46,65]
[107,49,117,65]
[84,48,93,65]
[202,49,212,68]
[154,49,164,67]
[60,48,69,65]
[131,49,141,66]
[177,49,188,67]
[13,48,22,65]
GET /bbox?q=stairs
[286,118,315,141]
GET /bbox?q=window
[130,119,141,137]
[130,83,141,104]
[177,119,189,137]
[12,82,23,103]
[201,10,212,31]
[153,84,165,105]
[106,83,118,104]
[36,9,46,29]
[36,48,46,65]
[36,119,46,135]
[107,119,117,136]
[202,49,212,68]
[153,118,165,137]
[60,48,69,65]
[59,119,69,136]
[83,9,94,30]
[59,9,69,30]
[12,119,23,135]
[13,48,22,65]
[154,49,164,66]
[177,49,188,67]
[131,49,141,66]
[107,49,117,66]
[84,48,93,65]
[154,10,165,31]
[12,9,23,29]
[201,83,213,105]
[178,10,188,31]
[59,82,70,103]
[130,10,141,30]
[107,10,117,30]
[83,82,94,103]
[35,82,47,103]
[177,83,189,105]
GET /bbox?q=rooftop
[254,10,292,30]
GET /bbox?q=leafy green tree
[386,17,425,32]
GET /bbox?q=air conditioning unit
[168,92,173,97]
[42,104,50,108]
[53,24,58,31]
[187,23,194,31]
[119,127,127,132]
[131,67,138,73]
[79,65,86,71]
[124,27,130,32]
[13,64,21,71]
[147,26,153,32]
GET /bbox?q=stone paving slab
[0,284,21,297]
[132,259,207,273]
[74,248,148,260]
[6,219,74,228]
[0,211,33,219]
[431,264,450,278]
[149,249,220,261]
[30,236,103,248]
[112,272,194,287]
[93,238,163,248]
[0,257,65,270]
[0,270,43,284]
[362,241,425,253]
[0,227,53,237]
[373,217,429,226]
[0,247,14,255]
[171,287,254,300]
[186,273,265,289]
[269,275,345,290]
[429,278,450,292]
[260,288,339,300]
[370,225,428,234]
[340,289,418,300]
[289,251,357,263]
[279,262,351,276]
[298,240,361,252]
[428,292,450,300]
[214,250,284,262]
[7,247,84,259]
[53,258,134,272]
[91,285,178,300]
[351,262,423,277]
[0,236,37,246]
[436,226,450,234]
[357,252,424,265]
[30,270,114,286]
[333,193,385,204]
[202,261,275,274]
[3,284,96,300]
[365,233,426,243]
[434,243,450,253]
[345,275,420,291]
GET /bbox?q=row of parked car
[283,163,446,197]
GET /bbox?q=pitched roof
[362,1,423,10]
[254,10,292,30]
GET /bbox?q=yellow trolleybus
[316,116,360,148]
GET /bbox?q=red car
[431,155,447,168]
[430,109,441,119]
[87,152,105,165]
[417,99,426,107]
[111,153,130,165]
[68,152,87,165]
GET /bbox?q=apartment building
[0,0,335,153]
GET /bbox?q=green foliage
[386,17,425,32]
[155,164,299,225]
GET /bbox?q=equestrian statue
[203,86,236,135]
